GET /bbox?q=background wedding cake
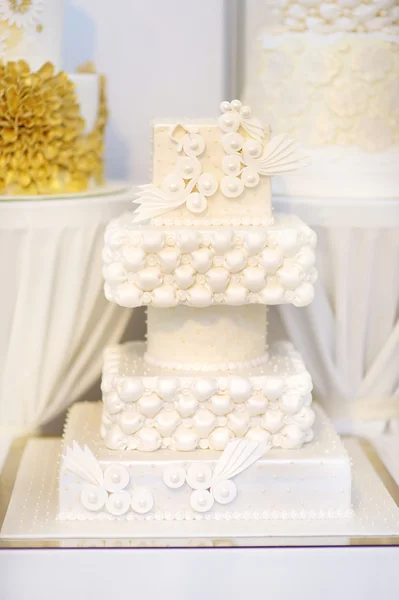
[58,100,352,522]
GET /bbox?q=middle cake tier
[103,213,317,308]
[101,341,315,453]
[145,305,268,371]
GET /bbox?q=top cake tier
[133,100,305,227]
[0,0,107,196]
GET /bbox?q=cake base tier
[4,436,399,541]
[59,403,351,522]
[101,341,315,452]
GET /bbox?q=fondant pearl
[224,283,249,305]
[261,409,285,434]
[81,484,107,512]
[155,408,181,437]
[131,487,154,514]
[103,262,127,284]
[178,230,201,253]
[206,268,230,293]
[177,393,199,418]
[115,283,143,308]
[187,286,213,307]
[136,267,163,292]
[220,100,231,112]
[227,410,250,436]
[241,267,265,292]
[210,394,233,416]
[121,247,147,272]
[260,284,285,305]
[169,183,178,192]
[224,249,247,273]
[137,393,163,417]
[247,395,268,416]
[173,426,199,451]
[228,182,237,192]
[259,248,282,273]
[156,377,179,402]
[212,480,237,505]
[231,99,242,111]
[192,408,217,436]
[292,283,314,307]
[163,465,186,489]
[224,117,233,127]
[186,463,212,489]
[191,248,213,273]
[211,230,233,253]
[103,424,128,450]
[172,264,194,290]
[228,377,252,403]
[193,379,217,402]
[158,247,181,272]
[106,491,131,516]
[245,427,272,448]
[277,264,303,290]
[190,489,214,512]
[278,230,300,255]
[117,378,144,403]
[151,285,178,307]
[297,246,316,270]
[277,424,305,450]
[119,409,145,435]
[262,377,285,401]
[280,390,302,414]
[208,427,233,450]
[290,406,316,431]
[241,105,251,118]
[287,372,313,395]
[187,192,207,214]
[103,391,124,415]
[104,464,130,493]
[136,427,162,451]
[141,231,165,253]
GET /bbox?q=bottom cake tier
[59,403,352,521]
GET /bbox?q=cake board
[2,424,399,543]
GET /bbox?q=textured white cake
[243,0,399,199]
[58,96,354,524]
[59,402,351,521]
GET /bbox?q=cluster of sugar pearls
[102,221,317,309]
[268,0,399,34]
[100,371,315,452]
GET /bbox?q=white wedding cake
[243,0,399,199]
[58,100,352,523]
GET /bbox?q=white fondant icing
[103,214,317,308]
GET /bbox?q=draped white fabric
[271,196,399,435]
[0,189,132,434]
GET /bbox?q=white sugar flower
[222,154,242,176]
[197,173,218,196]
[221,175,245,198]
[176,156,202,180]
[186,192,207,214]
[0,0,44,28]
[222,131,244,154]
[182,133,206,157]
[241,167,260,188]
[161,174,186,196]
[218,109,241,133]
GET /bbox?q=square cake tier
[103,213,317,308]
[59,402,352,521]
[101,341,315,452]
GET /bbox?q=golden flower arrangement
[0,59,108,195]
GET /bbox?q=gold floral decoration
[0,60,107,195]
